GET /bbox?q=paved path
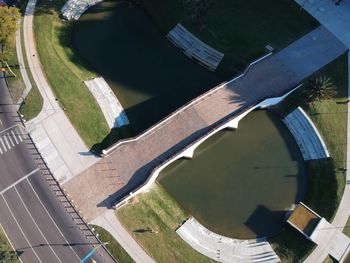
[294,0,350,262]
[23,0,99,183]
[15,28,32,108]
[91,210,155,263]
[65,26,347,222]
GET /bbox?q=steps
[283,107,329,160]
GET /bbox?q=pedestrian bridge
[64,26,348,222]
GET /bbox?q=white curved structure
[167,24,224,71]
[283,107,329,160]
[61,0,102,20]
[177,217,280,263]
[85,77,129,128]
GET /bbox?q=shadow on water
[69,0,224,134]
[244,205,287,238]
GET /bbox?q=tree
[0,244,17,263]
[0,6,20,63]
[305,75,337,102]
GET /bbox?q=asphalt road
[0,77,115,263]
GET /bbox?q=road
[0,77,115,263]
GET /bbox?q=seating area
[176,217,280,263]
[84,77,129,128]
[283,107,329,160]
[60,0,102,20]
[167,24,224,71]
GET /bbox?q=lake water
[158,110,306,239]
[73,0,223,134]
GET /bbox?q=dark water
[72,1,223,134]
[158,111,306,239]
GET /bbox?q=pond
[158,110,306,239]
[72,0,223,134]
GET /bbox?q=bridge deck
[64,26,347,221]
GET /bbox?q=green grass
[134,0,318,76]
[344,216,350,237]
[1,1,43,121]
[117,183,214,263]
[33,0,109,147]
[91,225,134,263]
[0,225,19,263]
[269,54,348,262]
[5,42,25,104]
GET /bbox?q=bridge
[64,26,347,222]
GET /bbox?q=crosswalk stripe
[0,144,3,154]
[11,130,19,144]
[3,135,11,149]
[7,133,15,147]
[0,137,7,152]
[16,127,23,142]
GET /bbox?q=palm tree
[305,75,337,102]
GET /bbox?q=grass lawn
[1,1,43,121]
[345,216,350,237]
[117,183,214,263]
[5,42,25,104]
[270,54,348,262]
[33,0,109,147]
[91,225,134,263]
[134,0,318,76]
[0,225,19,263]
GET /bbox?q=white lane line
[25,178,81,262]
[14,186,62,263]
[0,124,21,134]
[7,133,15,147]
[15,127,24,142]
[11,130,19,144]
[3,135,11,149]
[0,137,6,152]
[0,168,39,195]
[1,195,42,263]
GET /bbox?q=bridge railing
[102,51,272,156]
[113,103,257,209]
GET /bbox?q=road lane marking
[0,168,39,195]
[14,186,62,263]
[1,195,42,263]
[7,133,15,147]
[26,178,82,262]
[15,127,24,142]
[11,130,19,144]
[0,124,22,134]
[3,134,11,149]
[0,137,6,152]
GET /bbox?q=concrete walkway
[65,26,347,222]
[294,0,350,262]
[91,210,155,263]
[22,0,99,183]
[15,28,32,108]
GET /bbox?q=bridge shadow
[95,104,250,209]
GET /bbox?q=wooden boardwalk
[64,26,347,221]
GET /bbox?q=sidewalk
[91,210,155,263]
[294,0,350,262]
[22,0,99,183]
